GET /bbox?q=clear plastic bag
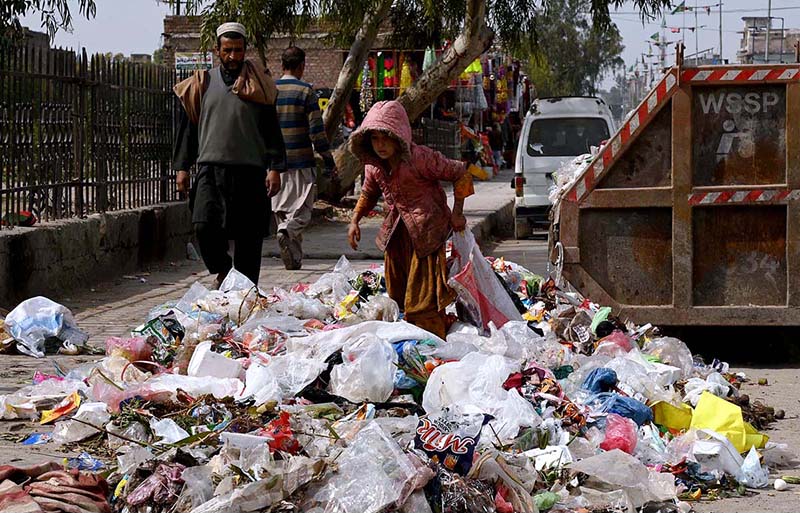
[599,413,638,454]
[180,465,215,509]
[643,337,694,379]
[306,422,418,513]
[354,295,400,323]
[5,296,88,357]
[105,336,153,362]
[329,334,397,402]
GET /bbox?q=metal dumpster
[553,53,800,326]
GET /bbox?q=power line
[610,6,800,15]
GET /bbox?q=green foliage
[1,0,96,44]
[521,0,625,97]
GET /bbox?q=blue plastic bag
[582,368,618,394]
[588,392,653,426]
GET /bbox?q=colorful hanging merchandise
[359,60,374,113]
[399,58,412,95]
[423,46,436,71]
[376,54,385,101]
[383,56,396,89]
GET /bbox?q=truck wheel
[515,217,530,240]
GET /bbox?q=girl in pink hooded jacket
[347,101,474,338]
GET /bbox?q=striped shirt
[275,75,331,170]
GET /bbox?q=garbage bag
[448,230,523,331]
[306,422,420,513]
[683,373,730,407]
[643,337,694,379]
[570,449,676,508]
[5,296,88,357]
[329,334,397,402]
[414,405,492,475]
[582,368,618,394]
[423,352,541,442]
[599,413,638,454]
[586,392,653,426]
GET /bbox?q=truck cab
[513,96,615,238]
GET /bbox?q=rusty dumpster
[553,59,800,326]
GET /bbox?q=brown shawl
[173,60,278,124]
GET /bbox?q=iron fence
[0,41,178,226]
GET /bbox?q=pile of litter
[0,230,796,513]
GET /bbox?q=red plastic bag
[599,413,638,454]
[596,330,633,353]
[259,411,300,454]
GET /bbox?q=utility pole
[765,0,772,62]
[719,2,723,62]
[695,0,700,64]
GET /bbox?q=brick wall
[162,16,345,88]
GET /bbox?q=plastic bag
[5,296,88,357]
[585,392,653,426]
[683,372,731,407]
[414,405,492,475]
[105,336,153,362]
[570,449,676,508]
[52,402,110,444]
[690,391,768,453]
[329,334,397,402]
[307,422,419,513]
[739,446,769,488]
[306,272,353,304]
[448,230,523,331]
[643,337,694,379]
[271,289,331,320]
[582,368,618,394]
[599,414,637,454]
[187,341,243,379]
[354,295,400,323]
[180,465,214,509]
[150,418,190,444]
[423,352,541,443]
[596,330,633,353]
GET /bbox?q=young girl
[347,100,474,339]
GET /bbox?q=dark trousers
[195,223,263,285]
[190,164,269,286]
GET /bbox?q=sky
[19,0,800,70]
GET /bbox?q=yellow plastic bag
[652,401,693,431]
[689,391,768,452]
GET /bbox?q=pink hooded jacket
[349,101,468,257]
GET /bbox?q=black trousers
[190,164,269,285]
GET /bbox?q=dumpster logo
[699,91,780,115]
[715,119,754,163]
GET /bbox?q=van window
[527,118,610,157]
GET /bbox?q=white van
[513,97,615,238]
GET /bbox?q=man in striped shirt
[272,46,334,270]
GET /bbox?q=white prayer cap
[216,22,246,39]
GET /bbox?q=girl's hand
[451,212,467,232]
[348,222,361,250]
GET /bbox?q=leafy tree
[153,47,165,65]
[1,0,96,43]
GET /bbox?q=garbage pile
[0,233,796,513]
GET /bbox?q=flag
[650,32,660,41]
[671,27,681,33]
[671,1,685,14]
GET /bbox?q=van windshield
[527,118,610,157]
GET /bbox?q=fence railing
[0,41,179,226]
[412,118,461,160]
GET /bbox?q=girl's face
[370,132,398,160]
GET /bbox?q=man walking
[173,22,286,288]
[273,46,334,270]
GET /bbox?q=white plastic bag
[329,334,397,402]
[739,446,769,488]
[52,402,110,443]
[448,230,523,331]
[150,418,190,444]
[5,296,88,357]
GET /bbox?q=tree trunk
[322,0,393,142]
[397,0,494,121]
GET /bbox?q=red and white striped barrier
[681,68,800,83]
[566,68,679,202]
[688,189,800,205]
